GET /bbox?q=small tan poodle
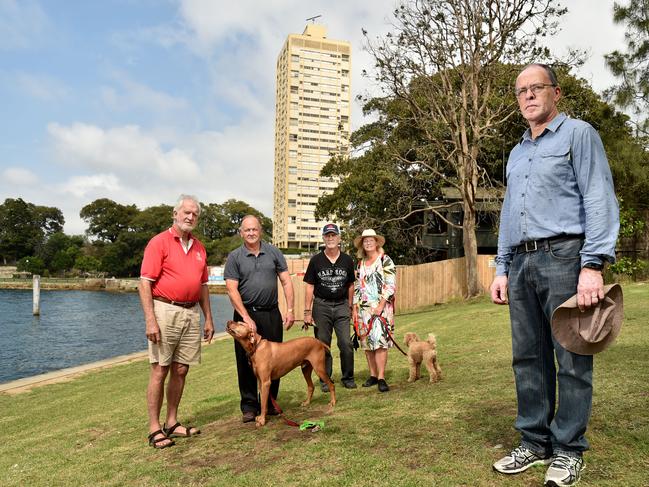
[404,332,442,383]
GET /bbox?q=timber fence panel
[281,255,497,317]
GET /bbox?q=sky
[0,0,628,235]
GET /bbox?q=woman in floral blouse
[352,229,396,392]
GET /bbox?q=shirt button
[525,175,528,179]
[528,158,532,161]
[520,212,524,215]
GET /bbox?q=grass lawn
[1,283,647,486]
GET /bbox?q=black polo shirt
[303,251,355,301]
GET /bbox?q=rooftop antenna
[306,15,322,23]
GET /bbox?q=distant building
[419,187,504,258]
[272,24,351,249]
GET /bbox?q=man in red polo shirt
[139,194,215,449]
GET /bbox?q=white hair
[174,194,201,215]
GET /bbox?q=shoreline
[0,278,228,294]
[0,331,230,395]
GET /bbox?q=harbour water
[0,289,233,384]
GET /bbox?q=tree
[321,64,649,265]
[80,198,138,242]
[130,205,173,236]
[198,199,272,241]
[360,0,567,296]
[0,198,65,264]
[605,0,649,135]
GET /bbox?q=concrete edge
[0,331,230,395]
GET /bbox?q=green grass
[2,283,648,486]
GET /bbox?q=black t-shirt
[303,251,355,301]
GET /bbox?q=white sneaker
[493,445,552,474]
[544,454,584,486]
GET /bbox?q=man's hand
[242,316,257,334]
[145,318,161,343]
[490,275,509,305]
[577,267,604,312]
[203,318,215,344]
[284,310,295,330]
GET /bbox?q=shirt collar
[520,112,568,143]
[243,240,265,256]
[168,226,193,241]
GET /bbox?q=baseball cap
[322,223,340,235]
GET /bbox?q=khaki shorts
[148,300,201,366]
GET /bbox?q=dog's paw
[300,399,311,407]
[255,415,266,427]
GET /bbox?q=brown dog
[226,320,336,426]
[404,332,442,383]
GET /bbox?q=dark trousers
[233,308,283,414]
[312,297,354,384]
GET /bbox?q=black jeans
[312,297,354,384]
[233,307,283,414]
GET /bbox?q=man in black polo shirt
[304,223,356,391]
[224,215,295,423]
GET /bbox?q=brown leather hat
[551,284,623,355]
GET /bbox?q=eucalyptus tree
[357,0,568,296]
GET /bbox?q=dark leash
[368,315,407,356]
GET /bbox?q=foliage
[16,256,45,275]
[0,198,65,265]
[355,0,568,295]
[80,198,138,243]
[199,199,273,241]
[609,256,648,278]
[74,255,101,273]
[604,0,649,135]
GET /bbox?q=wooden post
[33,275,41,316]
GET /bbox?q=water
[0,289,233,384]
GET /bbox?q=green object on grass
[299,420,325,431]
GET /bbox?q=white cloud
[0,0,50,50]
[47,122,201,181]
[14,71,68,101]
[2,167,38,185]
[100,70,190,115]
[59,173,121,198]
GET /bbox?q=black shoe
[378,379,390,392]
[267,407,280,416]
[242,411,256,423]
[362,376,378,387]
[342,380,357,389]
[321,382,330,393]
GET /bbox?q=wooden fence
[279,255,497,317]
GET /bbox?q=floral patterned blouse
[353,252,397,351]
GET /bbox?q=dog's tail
[426,334,437,346]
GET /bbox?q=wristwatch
[582,262,603,271]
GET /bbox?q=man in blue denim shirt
[490,64,619,487]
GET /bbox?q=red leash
[366,314,407,356]
[269,395,300,427]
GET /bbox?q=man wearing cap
[490,64,619,486]
[224,214,295,423]
[139,194,215,449]
[304,223,357,391]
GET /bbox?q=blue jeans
[507,237,592,457]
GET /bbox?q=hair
[240,214,262,231]
[174,194,201,216]
[521,63,559,86]
[356,238,384,259]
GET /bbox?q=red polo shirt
[140,227,208,303]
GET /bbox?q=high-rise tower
[273,24,351,249]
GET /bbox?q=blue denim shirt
[495,113,619,276]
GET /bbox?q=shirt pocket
[539,142,573,184]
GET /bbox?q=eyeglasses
[514,83,556,98]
